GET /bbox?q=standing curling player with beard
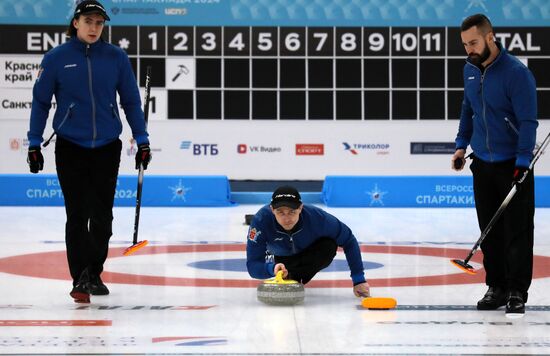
[451,14,538,317]
[26,0,152,303]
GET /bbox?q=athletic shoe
[476,286,507,310]
[87,275,109,295]
[70,269,91,303]
[505,290,525,317]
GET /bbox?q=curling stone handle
[275,270,284,283]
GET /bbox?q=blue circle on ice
[188,258,383,272]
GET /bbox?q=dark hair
[66,16,78,37]
[461,14,493,34]
[65,14,106,40]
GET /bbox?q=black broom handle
[132,66,151,245]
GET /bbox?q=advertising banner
[0,174,233,207]
[4,120,550,179]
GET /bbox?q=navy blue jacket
[455,42,538,168]
[246,204,366,285]
[28,37,148,148]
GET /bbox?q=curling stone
[257,271,305,305]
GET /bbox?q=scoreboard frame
[1,24,549,121]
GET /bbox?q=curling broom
[451,130,550,274]
[123,66,152,256]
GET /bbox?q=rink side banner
[322,176,550,208]
[0,175,233,207]
[0,1,548,26]
[1,174,549,207]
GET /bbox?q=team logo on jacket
[248,228,261,242]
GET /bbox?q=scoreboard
[2,1,550,196]
[2,24,549,121]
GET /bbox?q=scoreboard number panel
[363,27,390,56]
[251,27,278,56]
[1,25,548,120]
[224,27,250,56]
[307,27,333,57]
[140,26,166,55]
[167,27,194,56]
[195,27,222,56]
[335,27,362,56]
[280,27,306,56]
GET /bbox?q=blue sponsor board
[0,0,549,26]
[1,174,549,207]
[322,175,550,207]
[0,174,233,207]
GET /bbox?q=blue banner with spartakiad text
[0,174,234,206]
[322,175,550,207]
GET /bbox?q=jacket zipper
[86,44,97,148]
[289,236,296,254]
[275,228,302,254]
[480,72,493,161]
[504,117,519,135]
[469,60,495,162]
[288,229,303,254]
[57,102,75,131]
[42,102,75,147]
[111,103,122,127]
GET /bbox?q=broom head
[123,240,149,256]
[450,259,477,275]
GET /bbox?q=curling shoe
[70,269,91,303]
[505,290,525,317]
[87,275,109,296]
[476,286,507,310]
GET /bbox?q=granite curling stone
[257,271,305,305]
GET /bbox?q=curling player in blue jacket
[246,185,371,297]
[26,1,151,303]
[451,14,538,317]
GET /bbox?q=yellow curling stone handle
[264,270,299,285]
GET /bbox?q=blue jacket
[455,42,538,168]
[28,37,149,148]
[246,204,366,285]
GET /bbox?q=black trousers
[470,156,535,296]
[55,137,122,285]
[275,238,338,284]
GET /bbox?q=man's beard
[468,44,491,66]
